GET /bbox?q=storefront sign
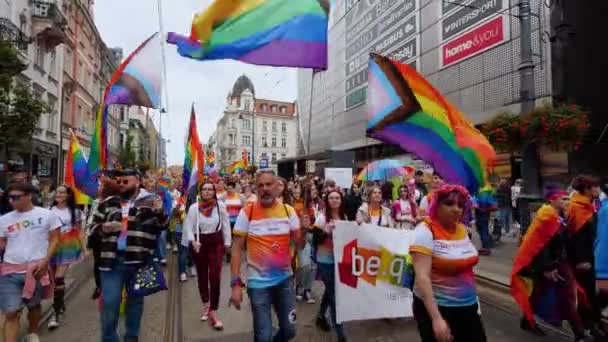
[345,86,367,110]
[441,0,473,16]
[345,0,414,42]
[346,14,417,60]
[345,68,369,92]
[441,15,507,67]
[441,0,503,41]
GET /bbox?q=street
[37,256,571,342]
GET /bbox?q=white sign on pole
[324,168,353,189]
[333,221,415,323]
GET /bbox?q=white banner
[333,221,415,323]
[324,168,353,189]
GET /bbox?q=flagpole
[157,0,170,163]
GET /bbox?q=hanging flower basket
[481,103,590,152]
[481,111,522,153]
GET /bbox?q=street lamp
[238,110,256,166]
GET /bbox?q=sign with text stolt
[333,221,415,323]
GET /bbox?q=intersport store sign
[441,15,509,68]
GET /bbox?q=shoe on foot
[190,267,197,277]
[296,293,303,301]
[91,287,101,300]
[520,317,546,336]
[305,290,316,304]
[166,243,171,250]
[160,258,167,265]
[316,314,331,332]
[208,311,224,331]
[179,273,188,282]
[478,248,492,256]
[173,245,178,253]
[25,333,40,342]
[201,305,210,321]
[48,314,60,330]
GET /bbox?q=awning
[330,138,382,152]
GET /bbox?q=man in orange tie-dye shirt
[229,170,302,342]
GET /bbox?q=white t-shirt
[0,207,61,265]
[51,207,84,233]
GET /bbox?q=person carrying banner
[312,189,348,342]
[511,186,585,340]
[409,184,486,342]
[229,170,302,342]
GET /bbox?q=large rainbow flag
[366,53,496,194]
[182,105,205,196]
[65,130,92,205]
[88,32,162,184]
[167,0,329,69]
[226,160,246,174]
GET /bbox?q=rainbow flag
[157,176,173,216]
[366,53,496,194]
[89,33,162,183]
[167,0,329,69]
[65,130,92,205]
[227,160,246,174]
[241,150,249,168]
[182,105,205,196]
[207,152,216,167]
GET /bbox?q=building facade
[298,0,553,175]
[0,0,69,183]
[119,106,163,170]
[213,75,297,172]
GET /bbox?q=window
[271,153,277,162]
[271,105,277,112]
[47,97,57,131]
[262,120,267,131]
[242,119,251,129]
[280,106,286,114]
[272,121,277,131]
[120,133,124,147]
[65,48,73,73]
[49,50,57,78]
[231,118,236,129]
[271,137,277,147]
[244,100,251,111]
[120,107,126,121]
[281,153,286,159]
[78,60,84,84]
[261,136,267,147]
[34,40,45,68]
[281,122,287,133]
[281,137,286,148]
[228,134,234,145]
[242,135,251,146]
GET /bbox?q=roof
[232,75,255,97]
[254,99,296,117]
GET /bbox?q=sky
[95,0,298,166]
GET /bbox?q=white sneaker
[26,333,40,342]
[201,305,210,321]
[166,243,171,250]
[172,245,178,253]
[47,313,61,330]
[190,267,197,277]
[180,273,188,282]
[160,258,167,265]
[305,290,316,304]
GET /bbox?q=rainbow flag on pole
[167,0,329,69]
[366,53,496,194]
[88,32,162,185]
[182,105,205,196]
[65,130,92,205]
[227,160,246,174]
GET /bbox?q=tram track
[163,252,184,342]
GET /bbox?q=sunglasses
[114,178,130,185]
[8,194,24,201]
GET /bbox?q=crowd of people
[1,167,608,342]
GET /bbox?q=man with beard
[89,168,167,342]
[229,170,303,341]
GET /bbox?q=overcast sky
[95,0,298,166]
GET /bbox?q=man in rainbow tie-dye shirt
[229,170,302,342]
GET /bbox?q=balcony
[31,1,68,50]
[0,18,31,71]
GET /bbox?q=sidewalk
[473,233,518,286]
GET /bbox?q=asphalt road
[38,260,572,342]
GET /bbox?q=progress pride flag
[442,15,506,67]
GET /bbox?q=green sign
[345,86,367,110]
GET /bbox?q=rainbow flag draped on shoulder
[182,105,205,196]
[167,0,329,69]
[366,53,496,194]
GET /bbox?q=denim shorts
[0,273,43,313]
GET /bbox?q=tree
[118,132,136,167]
[0,41,49,173]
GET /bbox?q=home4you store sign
[441,15,509,68]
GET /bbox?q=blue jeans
[247,277,296,342]
[475,211,492,249]
[100,255,145,342]
[175,232,187,275]
[155,230,167,261]
[498,208,511,233]
[318,262,345,339]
